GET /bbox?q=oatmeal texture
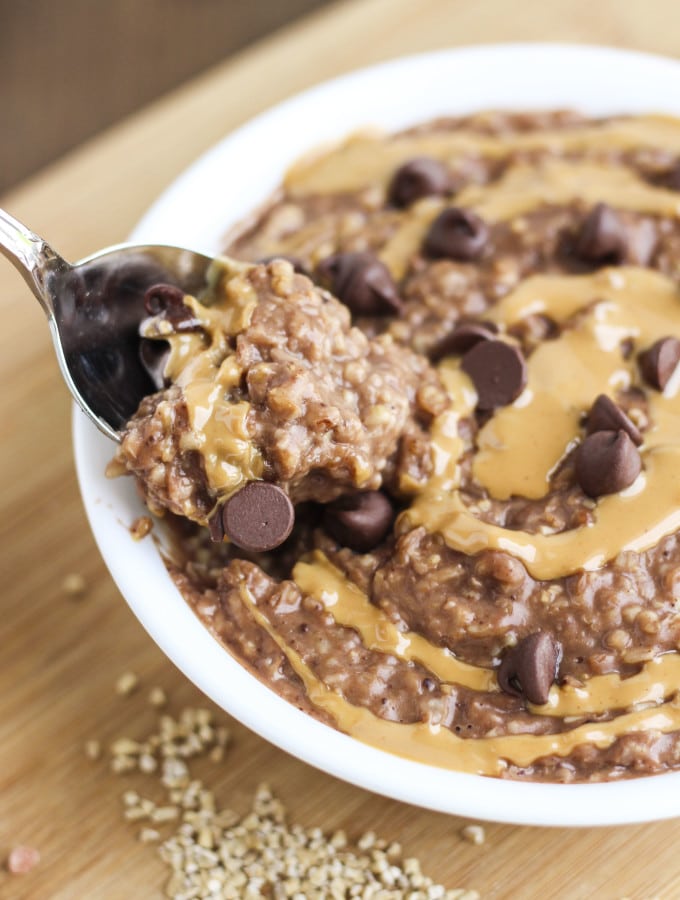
[120,110,680,782]
[114,260,447,521]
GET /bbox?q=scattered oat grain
[111,755,137,774]
[156,783,478,899]
[62,572,86,597]
[139,753,158,773]
[106,702,478,899]
[112,738,142,756]
[140,828,162,843]
[116,671,139,696]
[125,806,151,822]
[208,745,224,763]
[85,739,101,760]
[151,806,180,824]
[460,824,486,846]
[215,726,230,747]
[149,687,168,708]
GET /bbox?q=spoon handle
[0,207,67,316]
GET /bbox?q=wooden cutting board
[2,1,680,897]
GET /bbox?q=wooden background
[0,0,332,193]
[2,0,680,897]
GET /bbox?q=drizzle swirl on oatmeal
[154,112,680,777]
[240,577,680,775]
[294,552,680,719]
[406,268,680,580]
[379,162,680,279]
[151,259,263,503]
[266,118,680,770]
[285,115,680,195]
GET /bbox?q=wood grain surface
[2,1,680,897]
[0,0,333,193]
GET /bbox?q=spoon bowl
[0,208,212,440]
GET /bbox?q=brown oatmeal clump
[113,261,448,521]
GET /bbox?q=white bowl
[74,44,680,826]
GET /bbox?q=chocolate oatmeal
[112,262,446,532]
[113,110,680,782]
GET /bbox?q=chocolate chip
[423,207,489,261]
[144,283,185,315]
[138,338,170,391]
[322,491,394,553]
[221,482,294,552]
[461,340,527,410]
[430,322,496,362]
[498,632,561,705]
[257,254,309,276]
[620,337,635,360]
[586,394,642,446]
[575,430,642,497]
[574,203,628,265]
[387,157,450,208]
[208,506,225,543]
[316,252,402,317]
[638,336,680,391]
[144,283,201,331]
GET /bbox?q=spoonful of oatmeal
[1,208,447,551]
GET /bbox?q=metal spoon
[0,207,213,442]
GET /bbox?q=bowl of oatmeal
[75,44,680,824]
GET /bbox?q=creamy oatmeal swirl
[112,110,680,782]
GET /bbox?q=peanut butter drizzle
[376,161,680,281]
[239,580,680,774]
[264,213,352,268]
[285,116,680,195]
[378,197,444,280]
[294,551,680,719]
[413,450,680,580]
[536,653,680,718]
[474,268,680,500]
[147,259,264,508]
[407,268,680,580]
[458,159,680,222]
[293,551,496,692]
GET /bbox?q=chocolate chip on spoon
[574,203,628,265]
[498,632,562,706]
[221,482,294,552]
[144,283,201,331]
[323,491,394,553]
[423,207,489,261]
[316,252,402,317]
[638,336,680,391]
[144,283,185,315]
[429,321,496,362]
[586,394,642,446]
[138,339,170,391]
[575,430,641,497]
[461,339,527,410]
[387,157,450,208]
